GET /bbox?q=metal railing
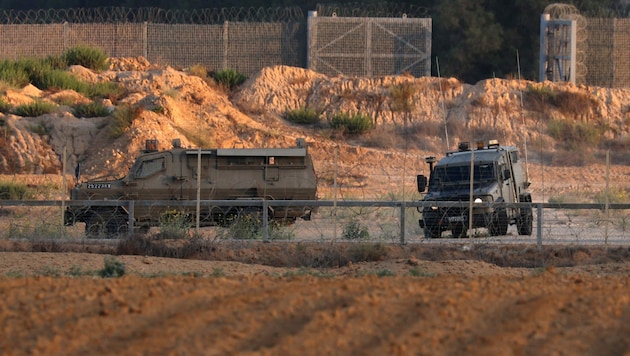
[2,199,630,248]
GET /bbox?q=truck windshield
[430,163,495,187]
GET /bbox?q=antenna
[516,50,530,184]
[435,57,450,151]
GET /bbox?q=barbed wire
[0,6,305,25]
[574,1,630,18]
[315,2,428,18]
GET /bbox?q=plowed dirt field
[1,246,630,355]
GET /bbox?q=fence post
[223,21,229,70]
[262,199,269,242]
[128,200,135,238]
[143,22,148,58]
[537,203,542,251]
[400,202,406,244]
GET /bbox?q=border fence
[1,6,630,85]
[2,199,630,249]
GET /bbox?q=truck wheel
[517,208,533,235]
[488,210,508,236]
[106,214,129,237]
[451,224,467,238]
[85,213,107,238]
[423,226,441,239]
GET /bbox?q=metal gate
[307,12,431,77]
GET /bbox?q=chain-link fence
[0,7,306,76]
[2,198,630,248]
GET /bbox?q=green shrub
[342,219,370,240]
[62,45,109,72]
[0,60,30,87]
[547,118,602,149]
[156,209,191,239]
[84,81,125,100]
[0,181,32,199]
[226,212,263,239]
[0,97,10,113]
[212,68,247,91]
[72,102,111,118]
[525,84,556,104]
[14,100,58,117]
[30,69,88,92]
[110,104,142,138]
[330,112,374,134]
[99,256,125,278]
[594,187,629,204]
[285,108,321,125]
[42,54,69,70]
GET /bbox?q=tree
[431,0,503,83]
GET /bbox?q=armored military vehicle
[416,140,533,238]
[64,138,318,237]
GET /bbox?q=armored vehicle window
[273,156,306,167]
[510,151,519,163]
[431,163,496,186]
[136,157,165,178]
[218,156,265,167]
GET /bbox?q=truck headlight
[474,197,482,203]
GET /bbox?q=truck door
[498,154,516,203]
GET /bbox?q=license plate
[448,216,465,223]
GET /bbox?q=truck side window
[136,157,165,178]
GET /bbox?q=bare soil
[2,58,630,354]
[1,242,630,355]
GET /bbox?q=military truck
[416,140,533,238]
[64,138,318,237]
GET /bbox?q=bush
[156,209,191,239]
[62,46,109,72]
[225,211,263,240]
[330,112,374,134]
[14,100,57,117]
[284,108,321,125]
[547,118,603,149]
[84,81,125,100]
[72,102,111,118]
[99,256,125,278]
[110,104,142,138]
[342,219,370,240]
[30,68,88,92]
[525,85,556,111]
[0,97,10,113]
[0,181,32,199]
[188,64,209,79]
[212,68,246,91]
[0,60,30,87]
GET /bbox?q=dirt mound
[1,59,630,197]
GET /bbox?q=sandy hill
[1,57,629,201]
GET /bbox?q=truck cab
[417,140,532,238]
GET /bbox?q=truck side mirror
[417,174,427,193]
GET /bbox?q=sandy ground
[1,247,630,355]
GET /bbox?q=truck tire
[423,225,441,239]
[85,213,107,238]
[451,224,467,238]
[517,208,533,235]
[488,209,508,236]
[106,214,128,237]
